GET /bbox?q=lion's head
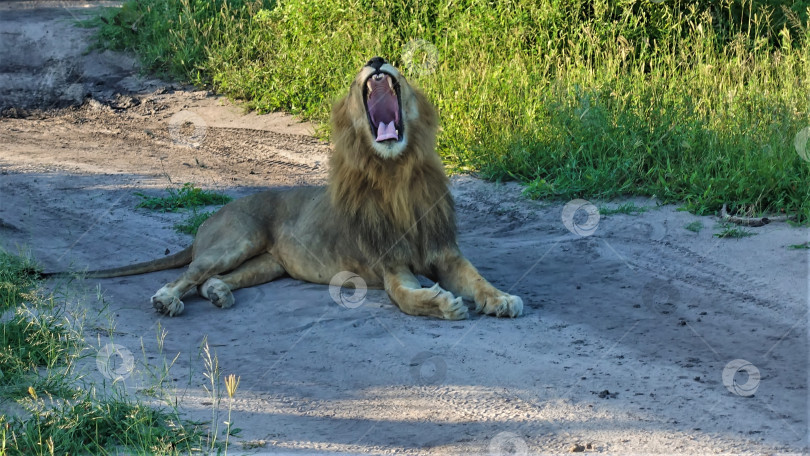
[329,58,455,267]
[331,56,437,160]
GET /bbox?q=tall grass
[95,0,810,219]
[0,250,40,309]
[0,248,204,454]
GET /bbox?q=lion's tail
[43,246,193,279]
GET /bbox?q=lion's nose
[366,57,387,70]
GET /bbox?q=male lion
[55,57,523,320]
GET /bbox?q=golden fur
[55,58,523,320]
[329,75,455,267]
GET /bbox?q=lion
[50,57,523,320]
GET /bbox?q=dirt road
[1,2,808,454]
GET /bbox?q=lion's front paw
[475,293,523,318]
[199,278,234,309]
[151,288,185,316]
[429,284,469,320]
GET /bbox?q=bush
[95,0,810,219]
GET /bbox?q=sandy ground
[1,2,809,454]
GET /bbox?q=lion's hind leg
[198,278,233,309]
[151,243,265,316]
[383,266,469,320]
[199,253,286,309]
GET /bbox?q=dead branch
[720,204,793,227]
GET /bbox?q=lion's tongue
[376,121,397,141]
[367,75,399,142]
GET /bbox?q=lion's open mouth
[363,72,402,143]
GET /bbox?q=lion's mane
[328,83,456,269]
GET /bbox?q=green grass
[0,248,205,454]
[174,210,215,235]
[598,202,651,216]
[0,306,76,391]
[134,183,228,235]
[6,397,200,455]
[0,250,41,309]
[684,221,704,233]
[714,223,756,239]
[93,0,810,220]
[135,183,232,212]
[788,241,810,249]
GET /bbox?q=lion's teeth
[366,80,373,93]
[387,77,393,89]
